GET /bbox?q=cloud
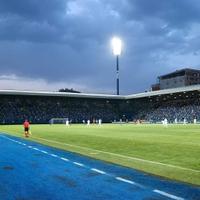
[0,0,200,94]
[0,74,103,93]
[108,0,200,28]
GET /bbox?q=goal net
[49,118,69,125]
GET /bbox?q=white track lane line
[50,154,58,158]
[153,189,184,200]
[38,150,48,154]
[115,177,146,189]
[73,162,85,167]
[91,168,107,175]
[116,177,137,185]
[0,134,185,200]
[60,157,69,162]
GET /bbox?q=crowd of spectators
[131,99,200,123]
[0,95,120,124]
[138,105,199,123]
[1,94,199,124]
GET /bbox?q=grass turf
[0,124,200,186]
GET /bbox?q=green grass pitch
[0,124,200,186]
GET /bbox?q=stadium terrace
[1,84,200,124]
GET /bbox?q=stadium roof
[126,84,200,99]
[0,89,125,100]
[1,85,200,100]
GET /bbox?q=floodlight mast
[111,37,122,95]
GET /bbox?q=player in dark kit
[23,120,30,137]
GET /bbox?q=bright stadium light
[111,37,122,56]
[111,37,122,95]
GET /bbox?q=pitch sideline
[0,130,199,174]
[24,134,200,174]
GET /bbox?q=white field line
[32,136,200,173]
[153,189,184,200]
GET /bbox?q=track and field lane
[0,134,199,200]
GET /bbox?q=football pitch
[0,123,200,186]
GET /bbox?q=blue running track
[0,133,199,200]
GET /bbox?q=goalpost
[49,118,69,125]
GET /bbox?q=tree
[58,88,80,93]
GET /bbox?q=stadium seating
[0,96,120,124]
[0,90,199,124]
[129,97,200,123]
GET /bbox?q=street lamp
[111,37,122,95]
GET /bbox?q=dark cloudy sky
[0,0,200,94]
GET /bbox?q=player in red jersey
[23,120,30,137]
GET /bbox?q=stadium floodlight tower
[111,36,122,95]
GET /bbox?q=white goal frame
[49,118,69,125]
